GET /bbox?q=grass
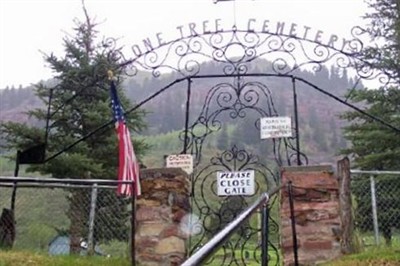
[0,251,130,266]
[0,246,399,266]
[323,247,400,266]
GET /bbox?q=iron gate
[119,24,390,265]
[179,75,305,265]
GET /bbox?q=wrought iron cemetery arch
[121,25,394,84]
[112,24,397,265]
[37,17,400,166]
[44,22,399,164]
[37,21,398,266]
[114,23,398,166]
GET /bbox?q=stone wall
[281,165,341,265]
[135,168,190,266]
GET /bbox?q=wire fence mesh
[4,171,398,261]
[0,178,132,258]
[351,173,400,247]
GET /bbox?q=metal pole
[11,151,21,213]
[87,183,98,255]
[261,203,269,266]
[370,175,380,245]
[288,181,299,266]
[131,191,136,266]
[183,78,192,154]
[292,77,301,166]
[182,193,270,266]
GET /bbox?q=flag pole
[131,185,136,266]
[108,70,138,265]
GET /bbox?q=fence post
[288,181,299,266]
[261,203,269,266]
[370,175,380,245]
[337,157,355,254]
[87,183,98,255]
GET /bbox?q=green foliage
[0,9,147,179]
[0,8,148,248]
[341,0,400,247]
[361,0,400,83]
[341,89,400,245]
[341,88,400,170]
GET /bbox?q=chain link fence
[351,171,400,247]
[0,177,132,258]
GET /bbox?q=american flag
[110,80,141,197]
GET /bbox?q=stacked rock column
[280,165,341,265]
[135,168,190,266]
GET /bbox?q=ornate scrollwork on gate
[179,77,306,167]
[179,76,294,265]
[120,22,392,266]
[189,145,280,265]
[124,27,393,88]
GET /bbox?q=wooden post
[337,157,355,254]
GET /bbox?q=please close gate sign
[217,170,255,196]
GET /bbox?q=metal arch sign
[130,18,354,57]
[217,170,255,196]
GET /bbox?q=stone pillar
[281,165,341,265]
[135,168,190,266]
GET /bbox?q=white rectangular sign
[217,170,255,196]
[260,116,292,139]
[166,154,193,174]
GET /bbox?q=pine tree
[0,7,147,252]
[341,0,400,246]
[341,89,400,170]
[361,0,400,83]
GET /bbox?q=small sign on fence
[217,170,255,196]
[260,116,292,139]
[166,154,193,174]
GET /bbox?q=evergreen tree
[0,7,147,252]
[341,88,400,170]
[341,0,400,246]
[361,0,400,83]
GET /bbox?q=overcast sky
[0,0,369,89]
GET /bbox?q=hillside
[0,60,359,167]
